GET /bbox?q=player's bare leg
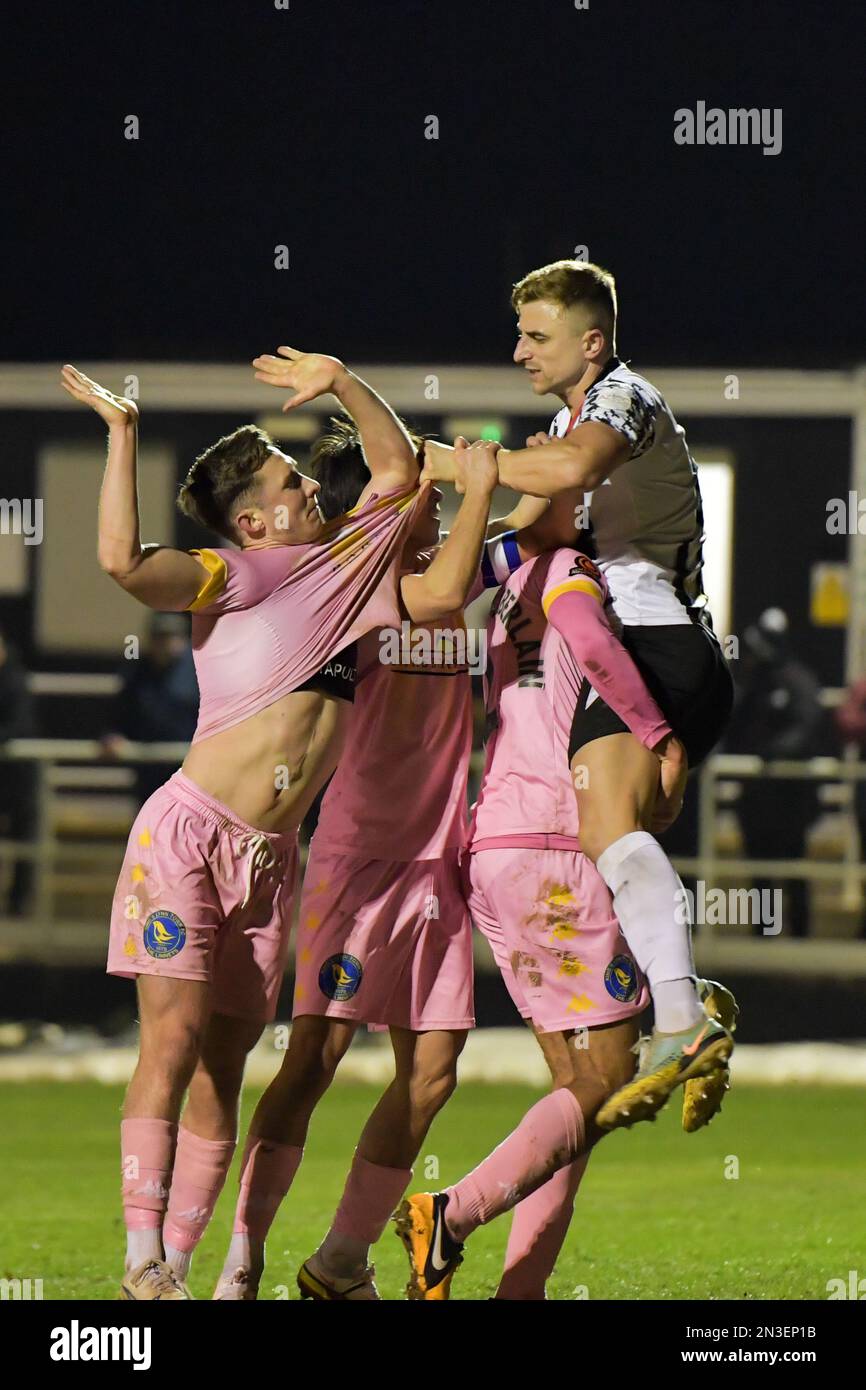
[214,1015,356,1299]
[161,1012,263,1285]
[355,1027,467,1168]
[182,1013,265,1140]
[573,734,733,1128]
[124,976,211,1120]
[300,1027,467,1300]
[244,1014,358,1145]
[395,1017,639,1298]
[120,976,211,1300]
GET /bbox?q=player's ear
[234,505,262,540]
[583,326,606,361]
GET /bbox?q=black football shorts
[568,620,734,768]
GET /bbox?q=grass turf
[1,1080,864,1301]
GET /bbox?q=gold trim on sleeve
[542,577,603,617]
[187,548,228,612]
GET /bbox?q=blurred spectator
[727,609,824,759]
[835,679,866,746]
[835,677,866,857]
[0,626,38,915]
[724,608,824,936]
[102,614,199,806]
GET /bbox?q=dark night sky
[5,0,864,367]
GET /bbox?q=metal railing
[0,740,189,956]
[0,741,865,961]
[687,750,864,890]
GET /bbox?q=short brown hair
[177,424,274,540]
[308,416,370,521]
[512,259,617,341]
[310,414,424,521]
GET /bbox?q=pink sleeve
[543,579,672,751]
[187,547,280,614]
[187,482,423,619]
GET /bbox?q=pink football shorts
[107,771,298,1023]
[292,843,474,1031]
[466,845,648,1033]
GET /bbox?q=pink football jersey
[470,548,592,849]
[471,546,670,849]
[313,535,522,862]
[186,483,423,743]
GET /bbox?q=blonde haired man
[423,260,736,1129]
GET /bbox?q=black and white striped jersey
[549,358,711,628]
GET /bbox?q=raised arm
[487,431,584,552]
[543,569,687,826]
[545,580,671,751]
[423,420,629,497]
[487,491,550,540]
[252,347,418,493]
[421,431,567,557]
[399,442,499,623]
[61,366,208,611]
[496,421,630,494]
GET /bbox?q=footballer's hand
[651,733,688,833]
[252,346,347,411]
[420,438,458,486]
[526,431,553,447]
[456,436,500,497]
[61,365,139,429]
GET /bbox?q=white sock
[125,1228,163,1272]
[222,1232,260,1278]
[596,831,703,1032]
[164,1245,192,1280]
[652,978,706,1034]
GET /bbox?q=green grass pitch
[2,1080,864,1300]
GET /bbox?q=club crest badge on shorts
[143,910,186,960]
[318,953,363,1001]
[604,953,638,1002]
